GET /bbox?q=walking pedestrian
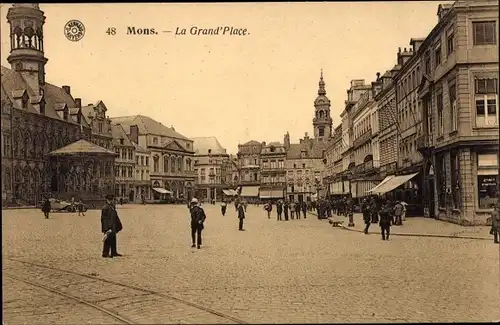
[290,201,295,220]
[490,203,499,244]
[379,202,392,240]
[221,200,227,216]
[237,202,246,231]
[296,202,301,220]
[277,200,283,221]
[393,201,403,225]
[101,194,123,258]
[77,199,85,216]
[42,198,51,219]
[283,201,289,221]
[370,197,379,223]
[362,199,371,234]
[266,202,272,219]
[302,201,307,219]
[190,198,206,249]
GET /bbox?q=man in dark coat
[276,200,283,221]
[101,194,123,258]
[237,201,246,231]
[370,197,379,223]
[362,198,371,234]
[283,201,289,221]
[302,201,307,219]
[379,202,392,240]
[190,198,206,248]
[42,198,51,219]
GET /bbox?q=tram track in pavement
[4,272,135,324]
[5,257,249,324]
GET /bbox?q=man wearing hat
[101,194,123,258]
[189,198,206,249]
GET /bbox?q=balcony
[416,134,434,157]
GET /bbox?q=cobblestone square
[3,204,500,324]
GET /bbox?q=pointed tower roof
[318,69,326,96]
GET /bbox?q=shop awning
[372,173,419,195]
[152,187,172,194]
[223,189,237,196]
[240,186,260,197]
[366,175,395,194]
[259,189,284,199]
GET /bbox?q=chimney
[75,98,81,108]
[171,125,175,131]
[62,86,71,95]
[262,141,266,146]
[376,72,381,81]
[130,124,139,144]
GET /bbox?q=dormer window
[22,94,28,109]
[39,100,45,115]
[63,109,68,120]
[120,138,124,145]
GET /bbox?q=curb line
[338,224,490,241]
[310,213,491,241]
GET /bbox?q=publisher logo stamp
[64,20,85,42]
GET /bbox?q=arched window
[3,168,11,190]
[319,110,324,118]
[25,132,32,158]
[186,158,191,171]
[13,129,22,157]
[178,157,183,172]
[170,156,176,173]
[163,155,169,173]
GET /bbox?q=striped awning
[240,186,260,197]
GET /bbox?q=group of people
[263,200,308,221]
[361,198,405,240]
[40,196,86,219]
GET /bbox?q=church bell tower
[313,70,333,140]
[6,3,48,95]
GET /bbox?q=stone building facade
[81,101,114,150]
[111,124,136,202]
[237,140,263,199]
[324,125,344,195]
[192,137,230,202]
[132,142,150,202]
[111,115,196,201]
[259,142,286,200]
[0,4,108,206]
[417,1,499,225]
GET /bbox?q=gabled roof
[1,65,87,127]
[162,139,191,152]
[241,140,262,146]
[192,136,227,155]
[286,140,328,159]
[110,115,189,140]
[47,139,117,156]
[111,124,134,147]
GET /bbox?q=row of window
[261,160,285,169]
[115,165,134,178]
[115,147,134,160]
[152,155,192,174]
[136,155,150,166]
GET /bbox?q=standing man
[221,200,227,216]
[190,198,206,249]
[237,201,246,231]
[393,201,404,226]
[283,200,289,221]
[42,198,51,219]
[490,203,499,244]
[302,201,307,219]
[290,201,295,220]
[265,202,272,219]
[277,200,283,221]
[379,202,392,240]
[362,198,371,234]
[101,194,123,258]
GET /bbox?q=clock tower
[6,3,48,96]
[313,70,333,140]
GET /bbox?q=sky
[0,2,451,154]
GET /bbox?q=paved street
[3,204,500,324]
